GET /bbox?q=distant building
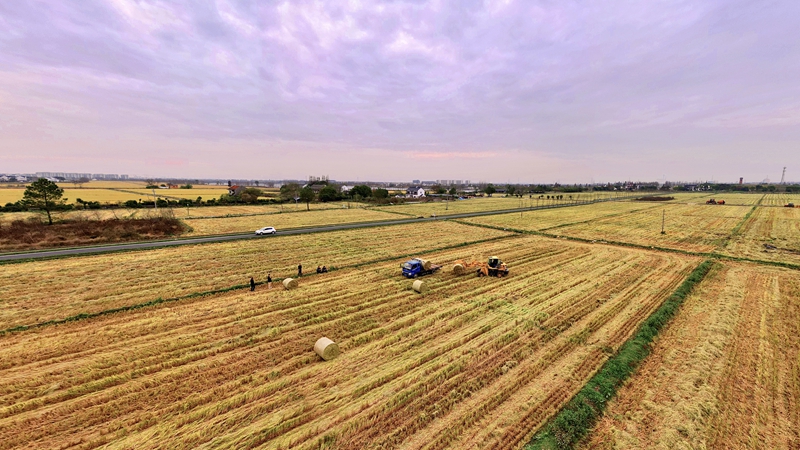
[340,185,353,193]
[406,186,426,198]
[228,185,246,196]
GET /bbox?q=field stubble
[583,262,800,449]
[0,222,512,331]
[0,236,698,449]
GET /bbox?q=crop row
[0,221,513,330]
[582,262,800,449]
[460,201,661,232]
[0,236,698,449]
[723,206,800,266]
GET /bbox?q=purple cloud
[1,0,798,182]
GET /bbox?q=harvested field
[0,222,513,330]
[555,203,752,253]
[695,193,765,206]
[184,208,401,235]
[723,206,800,265]
[761,193,800,207]
[461,201,658,232]
[374,193,625,218]
[0,236,698,449]
[583,262,800,449]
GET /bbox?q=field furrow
[0,236,697,449]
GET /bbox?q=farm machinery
[452,256,509,278]
[402,258,442,278]
[706,199,725,205]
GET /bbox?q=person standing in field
[267,273,272,289]
[298,263,303,277]
[249,277,256,291]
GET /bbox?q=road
[0,199,620,262]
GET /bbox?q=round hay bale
[282,278,298,290]
[412,279,427,293]
[452,264,465,275]
[314,337,340,361]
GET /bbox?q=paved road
[0,200,620,262]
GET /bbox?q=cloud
[1,0,799,182]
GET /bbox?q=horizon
[2,1,798,181]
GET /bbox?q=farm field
[582,262,800,449]
[761,193,800,206]
[0,236,699,449]
[722,205,800,266]
[0,188,143,204]
[0,222,513,330]
[694,193,765,205]
[183,208,402,235]
[461,201,660,232]
[0,203,370,227]
[0,189,25,205]
[553,203,753,253]
[374,193,628,218]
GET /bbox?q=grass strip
[525,259,715,450]
[0,234,519,336]
[718,204,758,249]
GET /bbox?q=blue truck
[401,258,442,278]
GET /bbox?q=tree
[448,187,457,196]
[240,187,263,204]
[298,187,315,210]
[71,177,90,188]
[506,185,516,196]
[374,188,389,199]
[350,185,372,198]
[318,185,340,202]
[22,178,68,225]
[432,184,446,195]
[484,184,496,196]
[280,183,301,202]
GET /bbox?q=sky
[1,0,798,183]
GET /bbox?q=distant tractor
[402,258,442,278]
[706,199,725,205]
[786,203,795,208]
[452,257,509,278]
[483,256,509,277]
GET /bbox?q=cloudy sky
[1,1,798,183]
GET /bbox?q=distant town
[1,172,796,195]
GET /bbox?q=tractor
[452,257,509,278]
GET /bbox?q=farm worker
[316,266,322,274]
[249,277,255,291]
[267,273,272,289]
[298,263,303,277]
[322,266,328,273]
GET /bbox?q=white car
[255,226,277,235]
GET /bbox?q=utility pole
[661,209,666,235]
[152,188,157,211]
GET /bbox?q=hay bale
[282,278,298,290]
[452,264,465,275]
[418,259,432,271]
[314,337,340,361]
[412,279,428,293]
